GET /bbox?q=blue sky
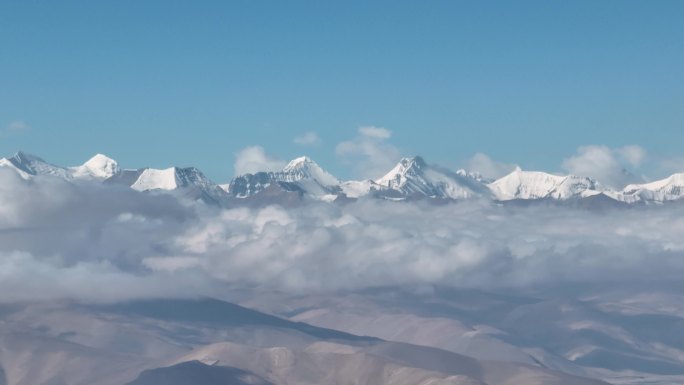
[1,1,683,182]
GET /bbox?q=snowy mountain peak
[620,173,684,202]
[107,165,227,205]
[5,150,684,206]
[395,156,427,173]
[71,153,120,179]
[0,151,122,181]
[226,156,341,199]
[84,153,117,168]
[130,166,219,192]
[376,156,426,187]
[10,150,44,164]
[283,156,314,171]
[131,167,180,191]
[400,155,427,168]
[2,150,71,179]
[376,156,486,199]
[0,157,30,179]
[279,156,339,186]
[488,169,600,201]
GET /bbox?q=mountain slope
[0,298,608,385]
[167,339,607,385]
[128,361,274,385]
[246,285,684,385]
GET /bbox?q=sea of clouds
[2,167,684,303]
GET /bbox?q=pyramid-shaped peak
[77,153,120,179]
[280,156,339,186]
[399,156,426,168]
[283,156,316,171]
[85,153,116,164]
[131,167,179,191]
[3,151,72,179]
[376,156,429,186]
[10,151,45,164]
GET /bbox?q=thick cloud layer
[2,167,684,302]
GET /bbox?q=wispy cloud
[233,146,286,176]
[293,131,321,146]
[336,126,401,179]
[561,145,646,189]
[358,126,391,139]
[1,120,31,137]
[659,156,684,175]
[466,153,518,180]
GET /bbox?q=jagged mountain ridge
[2,150,684,205]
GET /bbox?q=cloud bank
[2,167,684,303]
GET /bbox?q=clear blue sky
[1,1,683,181]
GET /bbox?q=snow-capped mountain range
[2,150,684,206]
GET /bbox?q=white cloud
[466,153,518,180]
[358,126,391,139]
[336,126,401,179]
[293,131,321,146]
[561,145,646,189]
[617,145,647,167]
[659,156,684,175]
[143,256,202,272]
[3,164,684,302]
[169,200,684,292]
[233,146,286,176]
[2,120,31,136]
[0,251,208,303]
